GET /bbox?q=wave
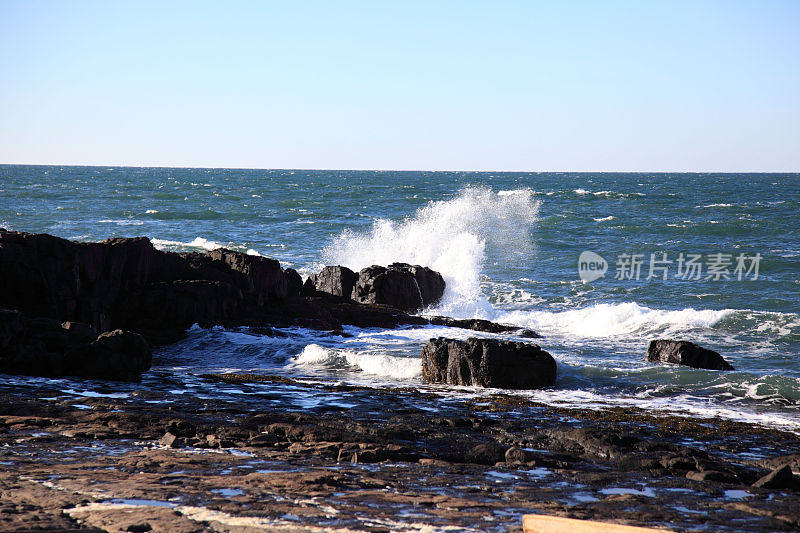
[322,187,540,316]
[151,237,262,256]
[289,344,421,380]
[98,219,144,226]
[495,302,734,338]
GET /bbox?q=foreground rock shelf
[0,376,798,532]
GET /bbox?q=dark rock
[547,427,641,460]
[661,456,698,471]
[308,266,358,298]
[686,470,738,483]
[206,248,288,303]
[753,464,795,489]
[389,262,445,308]
[421,337,557,389]
[427,316,539,337]
[646,339,734,371]
[283,268,303,297]
[0,309,151,381]
[517,329,542,339]
[64,329,151,382]
[351,265,424,312]
[505,446,535,463]
[465,442,506,465]
[61,321,96,344]
[351,263,445,312]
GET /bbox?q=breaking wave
[322,187,540,316]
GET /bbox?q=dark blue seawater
[1,165,799,430]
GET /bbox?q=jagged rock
[307,266,358,298]
[283,268,303,297]
[389,263,445,308]
[0,229,302,346]
[351,263,445,312]
[646,339,734,371]
[207,249,289,303]
[421,337,557,389]
[753,464,795,489]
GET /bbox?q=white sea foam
[593,215,615,222]
[698,203,733,208]
[290,344,421,380]
[98,219,144,226]
[151,236,261,256]
[322,187,540,316]
[494,302,733,338]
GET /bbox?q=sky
[1,1,798,171]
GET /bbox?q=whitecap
[289,344,421,380]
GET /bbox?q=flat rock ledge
[421,337,557,389]
[647,339,735,371]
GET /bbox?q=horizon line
[1,162,798,174]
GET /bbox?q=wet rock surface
[647,339,735,371]
[305,265,358,298]
[351,263,445,312]
[421,337,557,389]
[0,374,798,532]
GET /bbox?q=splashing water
[322,187,540,316]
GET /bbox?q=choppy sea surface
[1,165,799,431]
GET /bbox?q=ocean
[1,165,799,431]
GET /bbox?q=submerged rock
[646,339,734,371]
[351,263,445,312]
[427,316,540,337]
[421,337,556,389]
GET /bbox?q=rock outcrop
[350,263,445,312]
[646,339,734,371]
[0,229,302,346]
[0,308,150,381]
[421,337,557,389]
[0,230,540,380]
[305,266,358,298]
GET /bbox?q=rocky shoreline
[1,229,798,532]
[1,374,799,532]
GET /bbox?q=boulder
[389,263,445,308]
[64,329,152,382]
[752,465,795,489]
[0,309,151,381]
[307,266,358,298]
[646,339,734,371]
[206,249,288,303]
[421,337,557,389]
[351,264,445,312]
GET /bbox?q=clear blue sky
[1,1,798,171]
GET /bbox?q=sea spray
[322,186,541,316]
